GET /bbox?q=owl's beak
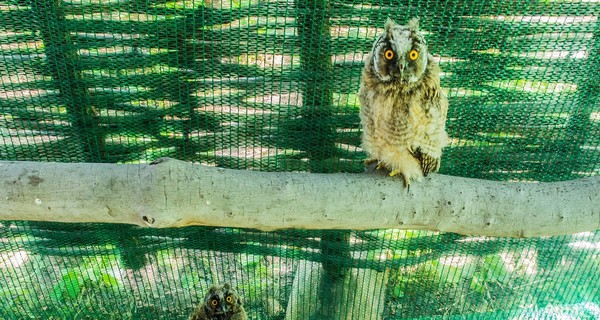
[214,305,225,314]
[391,63,404,79]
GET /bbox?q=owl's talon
[389,169,412,189]
[376,162,386,170]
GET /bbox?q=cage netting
[1,0,599,319]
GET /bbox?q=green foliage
[50,271,82,300]
[469,254,509,295]
[382,230,600,319]
[50,256,122,302]
[48,256,123,312]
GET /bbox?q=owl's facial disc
[372,23,428,84]
[212,301,231,315]
[204,287,236,315]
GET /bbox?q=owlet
[359,18,448,187]
[189,283,247,320]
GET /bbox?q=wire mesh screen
[2,223,599,319]
[1,0,599,319]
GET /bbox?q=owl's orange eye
[210,299,218,307]
[226,295,233,303]
[384,49,394,60]
[409,50,419,61]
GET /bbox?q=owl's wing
[427,83,448,122]
[414,147,439,176]
[414,83,448,176]
[437,90,449,121]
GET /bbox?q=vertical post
[30,0,104,162]
[295,0,355,318]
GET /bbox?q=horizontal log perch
[0,158,598,237]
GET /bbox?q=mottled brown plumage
[359,18,448,187]
[190,284,247,320]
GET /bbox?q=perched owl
[190,283,247,320]
[359,18,448,187]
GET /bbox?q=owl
[358,18,448,188]
[190,283,247,320]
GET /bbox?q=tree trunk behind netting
[31,0,105,162]
[285,0,389,318]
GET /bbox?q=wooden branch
[1,158,598,237]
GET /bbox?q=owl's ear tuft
[407,17,420,31]
[208,285,219,294]
[384,18,396,31]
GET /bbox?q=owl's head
[203,283,243,316]
[369,18,429,84]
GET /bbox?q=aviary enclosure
[0,0,599,319]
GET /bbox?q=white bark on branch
[0,158,598,237]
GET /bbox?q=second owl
[189,283,247,320]
[359,18,448,187]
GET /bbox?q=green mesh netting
[1,0,599,319]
